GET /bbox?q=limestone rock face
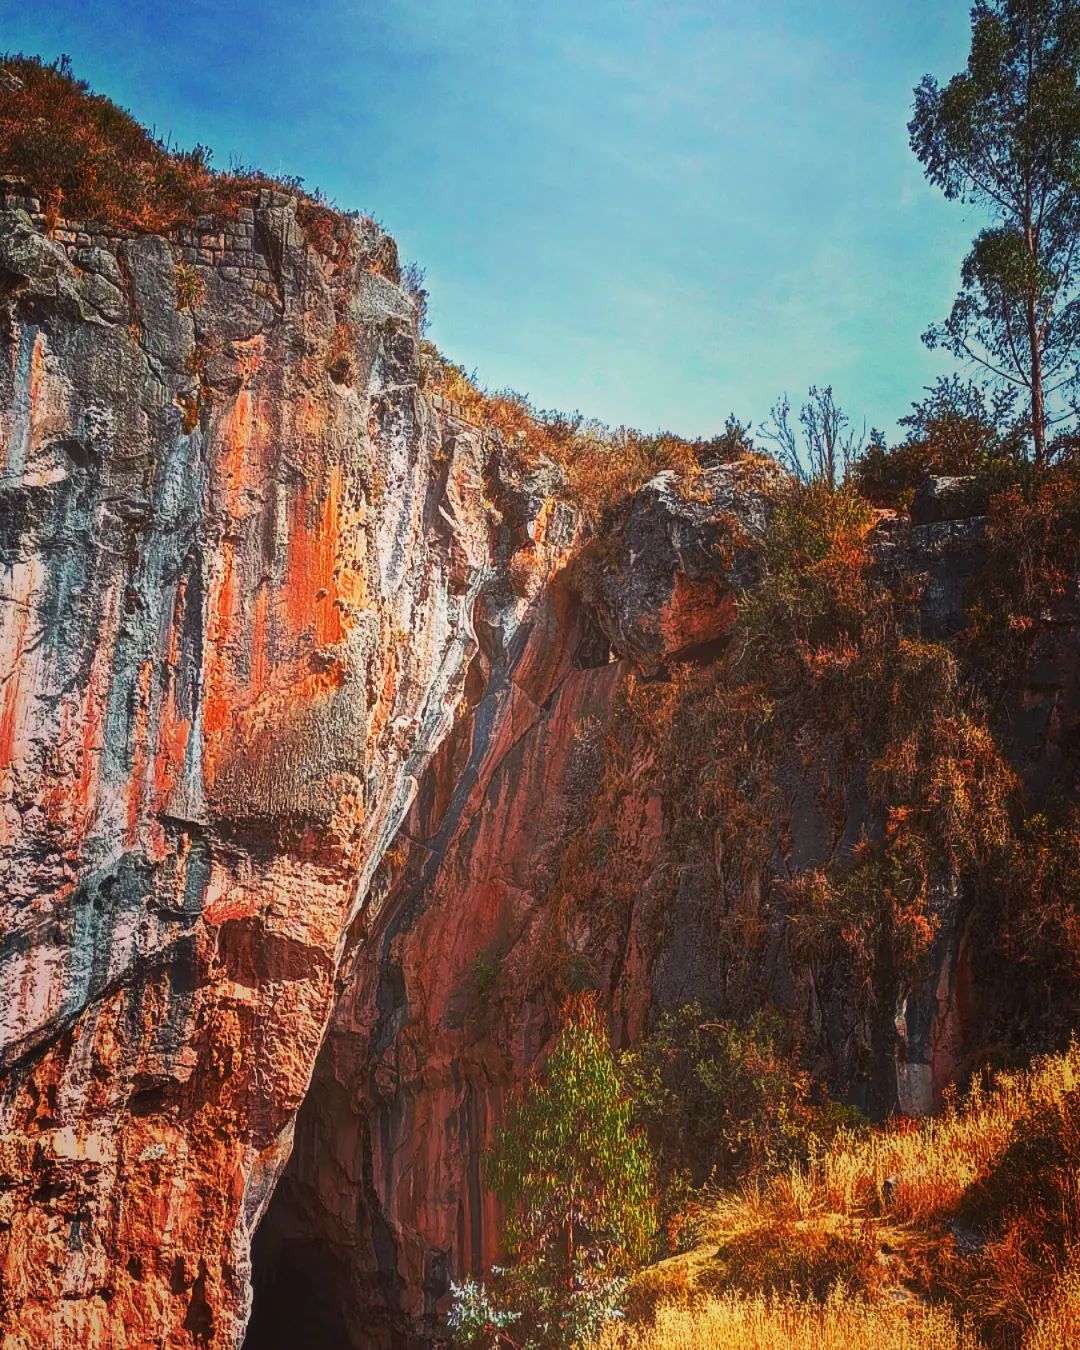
[579,460,778,674]
[0,198,522,1347]
[246,464,1080,1348]
[244,466,779,1347]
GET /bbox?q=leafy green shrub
[851,377,1022,511]
[619,1005,867,1247]
[448,1278,521,1347]
[471,994,655,1347]
[620,1007,815,1187]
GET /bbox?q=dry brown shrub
[0,53,356,260]
[426,351,735,519]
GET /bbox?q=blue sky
[2,0,984,440]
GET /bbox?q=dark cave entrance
[243,1177,424,1350]
[244,1158,441,1350]
[242,1081,420,1350]
[243,1214,353,1350]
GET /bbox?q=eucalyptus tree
[911,0,1080,464]
[480,995,655,1346]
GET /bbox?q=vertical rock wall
[253,467,1080,1347]
[245,465,779,1346]
[0,197,514,1347]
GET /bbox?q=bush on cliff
[851,377,1024,510]
[618,1004,867,1246]
[964,456,1080,687]
[423,346,754,520]
[0,52,356,255]
[979,808,1080,1055]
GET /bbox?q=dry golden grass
[1027,1259,1080,1349]
[595,1288,976,1350]
[695,1042,1080,1240]
[601,1046,1080,1350]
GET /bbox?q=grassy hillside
[596,1044,1080,1349]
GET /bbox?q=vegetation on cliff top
[0,52,356,254]
[424,346,758,521]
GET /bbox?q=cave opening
[242,1080,417,1350]
[243,1216,353,1350]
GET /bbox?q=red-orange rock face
[5,183,1079,1350]
[0,195,543,1347]
[246,465,1080,1349]
[245,464,778,1347]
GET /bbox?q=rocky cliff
[243,469,1080,1348]
[0,185,573,1347]
[1,187,1078,1350]
[240,460,774,1347]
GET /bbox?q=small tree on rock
[454,994,655,1347]
[761,386,866,490]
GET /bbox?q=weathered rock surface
[0,196,549,1347]
[3,187,1079,1350]
[242,461,784,1347]
[245,465,1080,1347]
[579,460,777,674]
[248,578,623,1347]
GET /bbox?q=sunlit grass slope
[595,1043,1080,1349]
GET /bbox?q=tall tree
[483,994,655,1345]
[911,0,1080,465]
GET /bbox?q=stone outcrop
[2,189,1079,1350]
[0,194,561,1347]
[242,461,786,1347]
[577,460,778,674]
[245,468,1080,1347]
